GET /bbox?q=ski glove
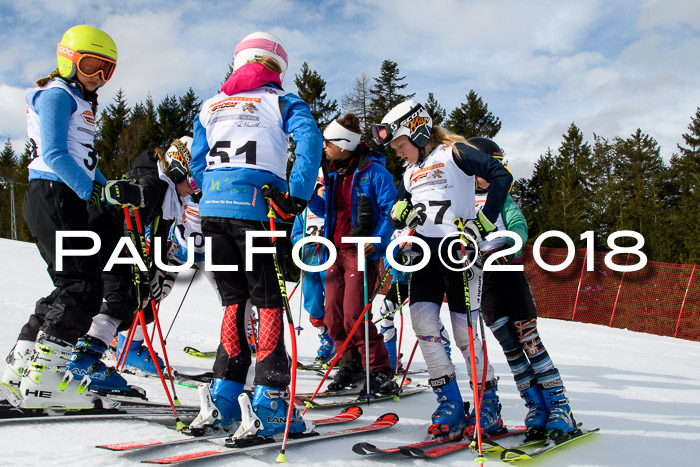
[104,179,145,207]
[391,199,421,229]
[350,196,374,236]
[89,181,104,206]
[167,158,188,184]
[461,210,497,241]
[261,184,307,220]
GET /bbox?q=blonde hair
[36,69,61,87]
[247,56,283,74]
[426,126,476,155]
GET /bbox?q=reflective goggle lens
[371,125,392,146]
[77,55,116,81]
[57,44,116,82]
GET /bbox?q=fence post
[674,264,696,338]
[609,253,631,328]
[572,248,587,321]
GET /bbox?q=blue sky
[1,0,699,179]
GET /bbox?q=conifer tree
[294,62,338,130]
[424,92,446,127]
[95,88,130,178]
[368,60,414,180]
[446,89,501,138]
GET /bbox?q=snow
[1,237,699,466]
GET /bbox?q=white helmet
[233,31,288,82]
[372,100,433,149]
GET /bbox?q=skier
[307,113,398,396]
[1,25,147,408]
[188,31,322,436]
[102,136,196,377]
[290,170,334,365]
[467,136,577,441]
[379,229,454,372]
[372,100,513,439]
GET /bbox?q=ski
[0,399,200,425]
[296,376,413,399]
[398,425,528,458]
[295,385,429,410]
[182,346,216,358]
[500,427,600,463]
[310,367,427,377]
[97,405,363,452]
[142,412,399,464]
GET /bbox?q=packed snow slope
[1,237,699,466]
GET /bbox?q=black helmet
[467,137,503,163]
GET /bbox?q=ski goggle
[371,124,393,146]
[57,44,117,82]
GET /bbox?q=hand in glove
[458,210,497,241]
[262,184,307,220]
[89,181,104,206]
[350,196,374,236]
[104,179,145,207]
[390,199,421,229]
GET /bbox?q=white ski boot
[19,332,116,410]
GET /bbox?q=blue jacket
[28,81,106,199]
[190,83,322,221]
[308,148,397,262]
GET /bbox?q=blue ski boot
[116,333,164,377]
[250,385,307,437]
[188,378,244,434]
[427,376,467,440]
[314,326,335,364]
[67,336,133,393]
[539,372,576,440]
[466,378,504,437]
[518,379,548,440]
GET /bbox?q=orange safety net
[375,245,700,342]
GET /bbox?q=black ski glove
[104,179,145,207]
[350,196,374,236]
[89,181,104,206]
[262,185,307,220]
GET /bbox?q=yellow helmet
[56,25,117,80]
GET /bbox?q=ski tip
[343,405,363,417]
[352,442,377,455]
[377,412,400,424]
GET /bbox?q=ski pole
[263,204,299,465]
[372,296,409,324]
[296,209,308,335]
[395,282,405,377]
[453,217,485,463]
[133,207,181,405]
[362,259,371,402]
[302,229,415,414]
[164,268,198,342]
[398,339,419,391]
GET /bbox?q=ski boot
[359,370,399,397]
[327,366,365,391]
[314,326,335,365]
[116,333,164,377]
[2,340,34,394]
[188,378,244,435]
[539,373,577,441]
[466,378,504,438]
[19,332,116,409]
[426,376,467,440]
[67,335,144,399]
[379,319,398,371]
[231,385,309,442]
[518,379,548,440]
